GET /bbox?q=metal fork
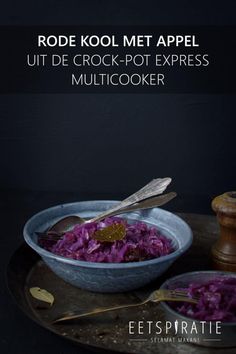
[37,192,177,242]
[53,289,198,324]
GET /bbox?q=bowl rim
[160,270,236,326]
[23,200,193,269]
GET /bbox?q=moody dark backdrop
[1,94,235,213]
[1,1,236,354]
[1,1,236,214]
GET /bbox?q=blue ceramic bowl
[23,200,192,293]
[160,271,236,347]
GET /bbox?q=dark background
[1,1,236,354]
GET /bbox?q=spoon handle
[89,177,171,223]
[92,192,177,222]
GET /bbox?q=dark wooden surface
[7,212,236,354]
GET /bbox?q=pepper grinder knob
[212,191,236,271]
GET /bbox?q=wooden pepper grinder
[211,191,236,271]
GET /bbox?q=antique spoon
[37,191,177,241]
[47,177,172,233]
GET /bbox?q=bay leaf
[29,287,54,306]
[93,223,126,242]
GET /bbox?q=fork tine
[169,289,198,300]
[166,297,197,303]
[168,290,195,297]
[171,290,190,295]
[175,294,198,301]
[154,289,198,303]
[169,289,188,294]
[36,231,63,241]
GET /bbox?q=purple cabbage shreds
[40,216,173,263]
[170,277,236,322]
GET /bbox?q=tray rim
[6,243,124,354]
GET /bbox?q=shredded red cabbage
[40,216,173,263]
[171,277,236,322]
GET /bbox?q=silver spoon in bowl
[42,190,176,234]
[37,178,176,242]
[37,191,177,242]
[47,177,173,231]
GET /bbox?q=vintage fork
[53,289,198,324]
[37,191,177,242]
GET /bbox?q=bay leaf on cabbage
[93,223,126,242]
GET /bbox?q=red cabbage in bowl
[39,216,173,263]
[171,277,236,322]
